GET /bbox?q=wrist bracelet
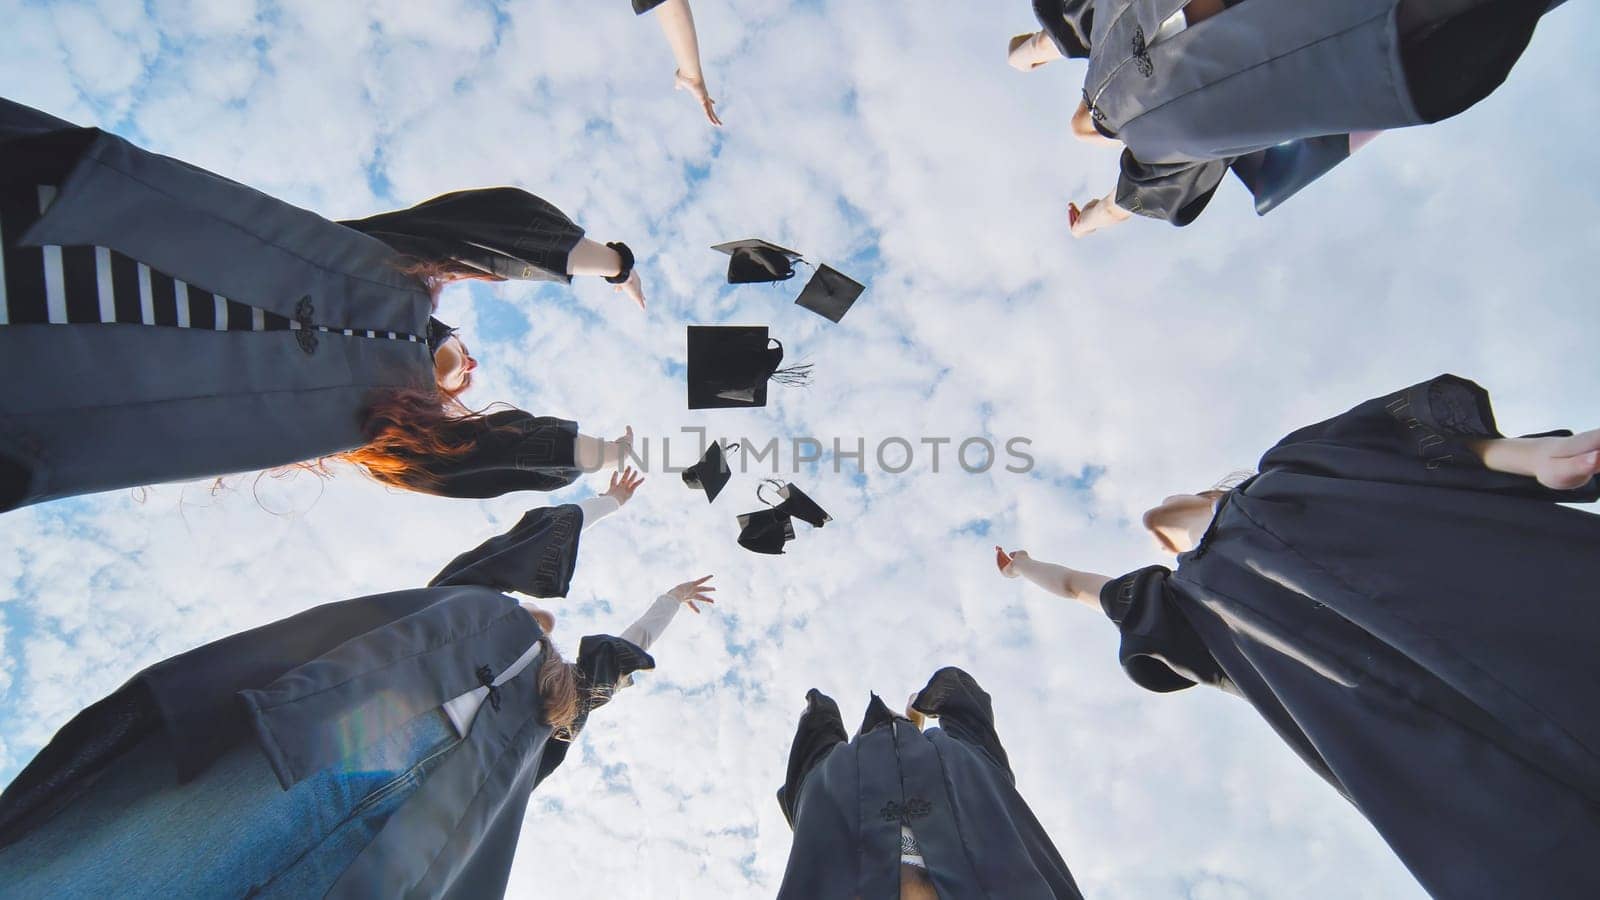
[604,242,635,284]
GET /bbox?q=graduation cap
[794,265,864,324]
[713,239,866,323]
[712,239,803,284]
[686,325,811,410]
[737,508,796,555]
[683,441,738,503]
[760,479,832,528]
[735,481,831,555]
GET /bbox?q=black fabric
[686,325,785,410]
[729,247,798,284]
[712,239,804,285]
[0,680,159,849]
[770,482,832,528]
[531,635,656,790]
[401,410,581,499]
[429,504,583,597]
[0,452,28,512]
[737,508,795,555]
[340,187,585,285]
[2,181,395,339]
[793,264,864,323]
[1400,0,1549,123]
[777,670,1084,899]
[425,317,458,354]
[683,441,735,502]
[1098,375,1600,898]
[1032,0,1093,59]
[0,508,643,897]
[632,0,668,13]
[1116,151,1231,226]
[1087,0,1561,226]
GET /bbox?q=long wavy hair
[308,261,515,492]
[536,635,581,738]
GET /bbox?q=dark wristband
[604,242,635,284]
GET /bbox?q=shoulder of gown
[1259,374,1600,501]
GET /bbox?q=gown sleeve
[910,667,1013,781]
[1033,0,1094,59]
[428,504,584,597]
[1099,566,1228,694]
[777,688,849,828]
[338,187,585,284]
[406,410,582,499]
[1114,150,1232,226]
[1259,374,1600,502]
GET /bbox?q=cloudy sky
[3,1,1598,897]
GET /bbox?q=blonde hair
[535,636,580,739]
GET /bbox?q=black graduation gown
[0,503,653,898]
[0,97,584,512]
[1077,0,1561,225]
[777,668,1085,900]
[1098,375,1600,898]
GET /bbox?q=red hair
[308,264,512,491]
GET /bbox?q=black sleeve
[777,689,848,828]
[409,411,582,500]
[1115,150,1231,226]
[1259,374,1600,502]
[910,667,1013,782]
[633,0,668,12]
[428,505,584,596]
[339,187,584,283]
[1099,566,1227,694]
[1033,0,1094,58]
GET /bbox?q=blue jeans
[0,709,459,898]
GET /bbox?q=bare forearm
[653,0,705,81]
[566,237,624,278]
[1010,555,1110,610]
[1466,436,1546,477]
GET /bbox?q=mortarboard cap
[737,508,796,555]
[760,480,832,528]
[683,441,737,502]
[712,239,803,284]
[687,325,810,410]
[794,264,864,323]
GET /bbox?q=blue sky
[3,1,1599,897]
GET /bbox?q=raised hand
[996,546,1028,578]
[616,268,647,310]
[667,575,717,613]
[675,70,723,126]
[602,466,646,506]
[1069,193,1132,238]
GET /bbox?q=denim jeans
[0,709,459,898]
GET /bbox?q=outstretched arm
[567,237,646,309]
[575,426,637,473]
[620,575,717,652]
[652,0,722,126]
[996,546,1110,610]
[1467,430,1600,491]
